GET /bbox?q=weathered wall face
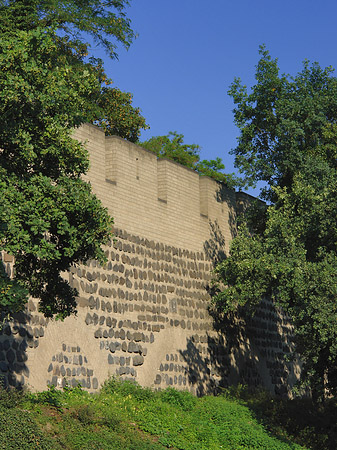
[0,124,300,396]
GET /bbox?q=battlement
[74,124,237,253]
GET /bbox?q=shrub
[159,387,197,411]
[72,404,96,425]
[101,377,155,402]
[29,384,63,410]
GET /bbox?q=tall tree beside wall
[0,0,137,318]
[214,47,337,401]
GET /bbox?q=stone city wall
[0,124,300,396]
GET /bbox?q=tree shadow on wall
[0,309,30,390]
[203,220,227,266]
[179,311,252,396]
[208,299,300,397]
[202,188,298,396]
[179,338,214,397]
[203,186,239,266]
[241,299,300,397]
[215,183,237,239]
[203,183,239,267]
[210,308,260,386]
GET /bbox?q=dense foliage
[141,132,242,188]
[0,0,138,317]
[214,47,337,401]
[228,45,337,200]
[0,27,114,318]
[0,380,310,450]
[0,0,135,59]
[95,86,149,142]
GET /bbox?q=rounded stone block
[6,349,15,364]
[133,355,144,366]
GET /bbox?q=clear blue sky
[93,0,337,196]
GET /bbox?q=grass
[0,379,334,450]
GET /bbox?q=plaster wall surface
[0,124,300,396]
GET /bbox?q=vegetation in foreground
[2,378,335,450]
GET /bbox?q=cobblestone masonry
[0,124,301,396]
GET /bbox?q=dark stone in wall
[109,342,116,353]
[0,361,8,372]
[133,355,144,366]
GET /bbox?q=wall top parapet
[73,124,243,251]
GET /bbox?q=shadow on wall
[0,309,30,389]
[210,308,262,388]
[208,298,299,397]
[0,256,33,390]
[203,185,237,267]
[203,220,227,266]
[178,310,261,396]
[242,299,300,397]
[201,188,298,397]
[179,337,217,397]
[215,184,237,240]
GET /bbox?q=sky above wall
[93,0,337,197]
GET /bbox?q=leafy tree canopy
[215,47,337,400]
[0,1,148,140]
[141,132,200,168]
[0,0,135,59]
[141,132,242,188]
[94,86,149,142]
[0,0,135,317]
[229,45,337,201]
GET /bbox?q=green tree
[229,45,337,200]
[0,27,115,318]
[94,86,149,142]
[0,0,135,59]
[0,0,137,318]
[141,132,241,188]
[214,48,337,400]
[1,1,148,141]
[196,157,242,187]
[141,132,200,168]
